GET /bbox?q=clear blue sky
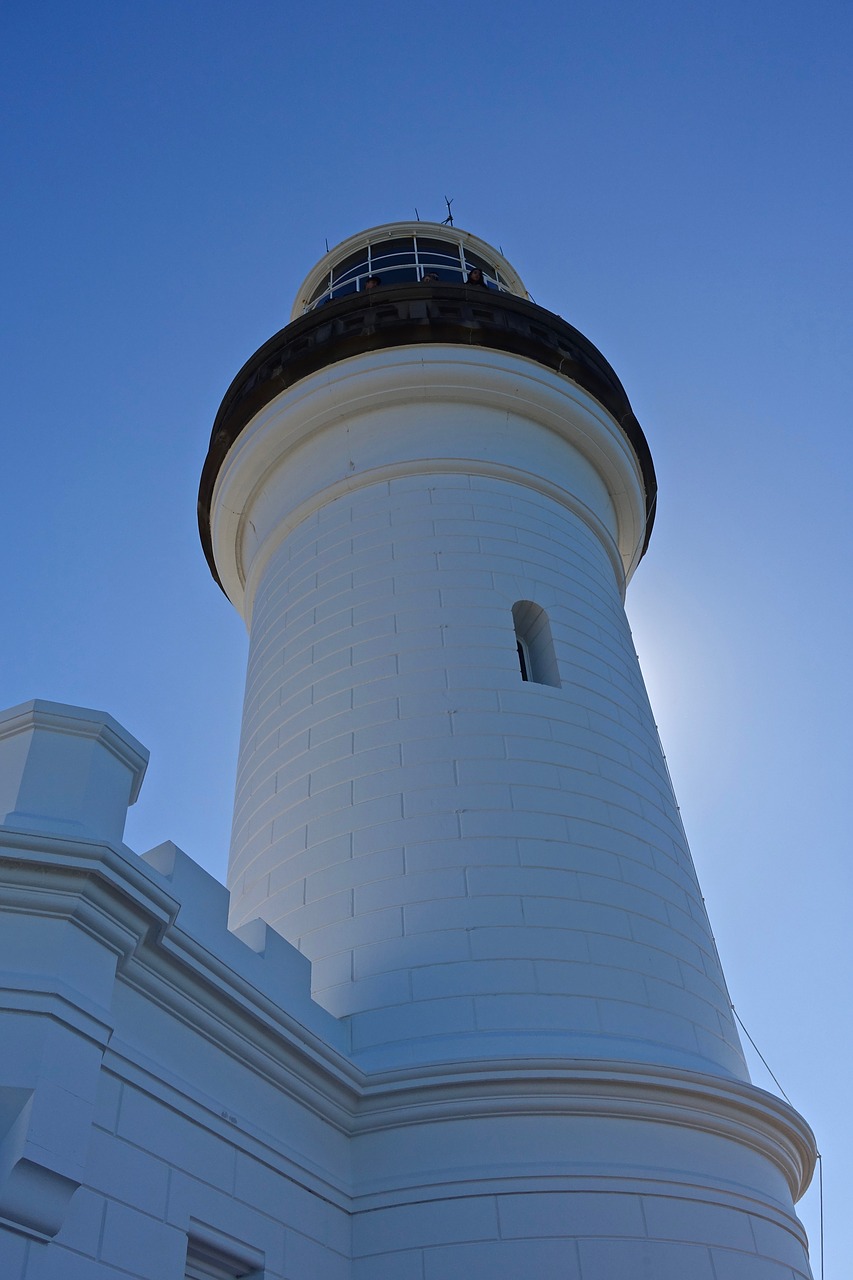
[2,2,850,1270]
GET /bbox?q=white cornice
[0,829,817,1209]
[350,1057,816,1202]
[209,346,647,619]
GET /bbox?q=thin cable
[731,1004,793,1103]
[732,1004,824,1280]
[818,1152,825,1280]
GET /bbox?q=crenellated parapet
[0,701,818,1276]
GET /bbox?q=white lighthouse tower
[199,222,816,1276]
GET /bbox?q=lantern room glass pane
[333,249,369,282]
[464,250,494,275]
[371,258,416,277]
[419,253,462,271]
[369,237,413,263]
[418,265,460,281]
[381,265,419,283]
[309,273,333,303]
[415,236,462,257]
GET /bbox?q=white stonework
[0,700,148,844]
[0,707,817,1278]
[217,347,742,1077]
[0,226,816,1276]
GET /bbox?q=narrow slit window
[512,601,560,688]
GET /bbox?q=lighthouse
[197,222,817,1275]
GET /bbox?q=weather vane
[442,196,454,227]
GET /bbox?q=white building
[0,224,815,1278]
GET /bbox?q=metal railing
[305,262,513,310]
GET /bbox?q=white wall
[228,472,746,1077]
[0,703,816,1277]
[215,348,740,1077]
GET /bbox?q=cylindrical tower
[200,222,815,1276]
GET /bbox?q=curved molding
[209,347,648,618]
[242,456,628,622]
[351,1057,817,1203]
[199,285,657,587]
[0,832,818,1229]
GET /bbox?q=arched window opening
[512,601,560,688]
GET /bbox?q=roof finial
[442,196,454,227]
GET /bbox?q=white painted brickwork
[198,322,814,1274]
[0,233,816,1274]
[350,1190,813,1280]
[0,704,351,1279]
[0,705,814,1277]
[228,471,745,1076]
